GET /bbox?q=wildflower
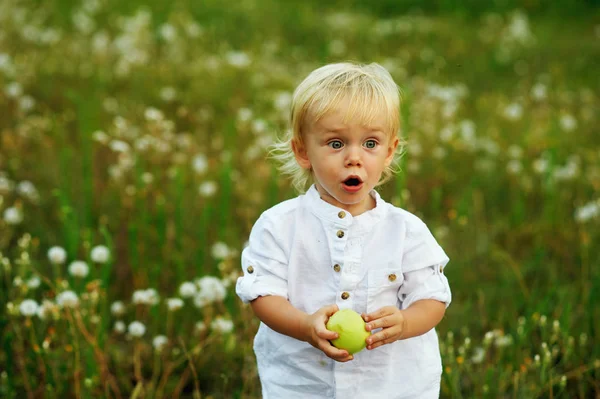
[19,299,39,317]
[539,315,547,326]
[159,24,177,42]
[110,301,126,316]
[132,288,160,305]
[471,347,485,364]
[192,154,208,175]
[144,107,164,121]
[16,181,39,202]
[109,140,130,153]
[503,103,523,121]
[114,321,126,334]
[495,334,513,348]
[179,281,197,298]
[5,82,23,98]
[166,298,184,311]
[56,291,79,308]
[552,320,560,332]
[211,242,230,259]
[36,300,57,320]
[90,245,110,263]
[68,261,89,278]
[141,172,154,185]
[48,247,67,265]
[195,321,207,333]
[531,83,547,101]
[237,108,253,122]
[196,276,227,302]
[506,160,523,175]
[3,207,23,225]
[226,51,250,68]
[92,130,109,144]
[153,335,168,351]
[199,181,217,197]
[575,200,599,223]
[560,375,567,388]
[26,276,41,289]
[211,317,234,334]
[533,157,549,174]
[128,321,146,337]
[559,114,577,132]
[159,86,177,102]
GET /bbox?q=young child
[236,62,451,398]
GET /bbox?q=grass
[0,0,599,397]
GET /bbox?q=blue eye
[328,140,343,149]
[364,140,377,149]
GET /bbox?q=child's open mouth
[342,176,363,192]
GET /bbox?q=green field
[1,0,599,397]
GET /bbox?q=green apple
[326,308,370,354]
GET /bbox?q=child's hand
[362,306,406,350]
[304,304,354,362]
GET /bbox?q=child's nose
[345,146,362,166]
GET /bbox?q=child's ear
[292,138,311,170]
[384,137,399,167]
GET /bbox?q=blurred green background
[1,0,599,397]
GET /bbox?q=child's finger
[323,345,353,362]
[363,306,394,322]
[365,315,393,331]
[317,327,338,340]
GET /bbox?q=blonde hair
[270,62,404,193]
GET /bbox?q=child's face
[293,98,399,216]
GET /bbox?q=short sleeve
[399,216,451,308]
[235,214,289,304]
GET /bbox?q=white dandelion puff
[56,291,79,308]
[192,154,208,175]
[90,245,110,263]
[199,181,218,198]
[110,301,126,316]
[68,260,89,278]
[211,317,234,334]
[114,321,126,334]
[166,297,184,311]
[19,299,39,317]
[128,321,146,337]
[48,246,67,264]
[3,207,23,225]
[179,282,197,298]
[153,335,168,351]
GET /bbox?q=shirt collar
[304,184,388,228]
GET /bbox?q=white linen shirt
[236,185,451,399]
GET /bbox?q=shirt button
[388,273,397,282]
[439,266,443,273]
[337,230,345,238]
[341,292,350,300]
[247,266,254,274]
[333,264,341,272]
[338,211,346,219]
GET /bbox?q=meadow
[1,0,599,397]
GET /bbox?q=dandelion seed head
[179,282,197,298]
[110,301,126,316]
[211,316,234,334]
[68,261,89,278]
[19,299,39,317]
[128,321,146,337]
[3,207,23,225]
[56,291,79,308]
[153,335,168,351]
[114,320,126,334]
[166,297,184,311]
[90,245,110,263]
